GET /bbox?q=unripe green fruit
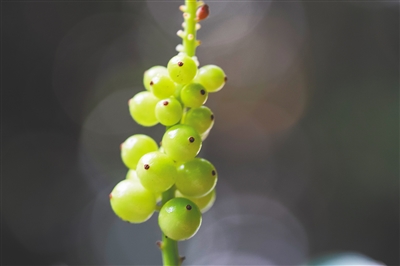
[181,106,214,135]
[136,151,177,193]
[121,134,158,169]
[158,197,202,241]
[195,65,226,93]
[129,91,159,127]
[176,158,217,198]
[155,98,183,126]
[167,54,197,84]
[176,189,216,213]
[180,83,208,108]
[110,179,156,223]
[143,66,169,91]
[162,125,202,162]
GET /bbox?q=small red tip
[196,4,209,21]
[109,193,112,199]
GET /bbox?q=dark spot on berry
[163,101,169,106]
[189,136,195,143]
[211,114,214,120]
[224,76,228,82]
[144,164,150,170]
[150,81,154,86]
[178,61,184,67]
[212,170,216,176]
[165,235,168,239]
[200,89,206,95]
[186,205,192,210]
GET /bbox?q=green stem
[161,186,180,266]
[160,2,199,265]
[183,0,198,57]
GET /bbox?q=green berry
[176,158,217,197]
[180,83,208,108]
[167,54,197,84]
[155,98,183,126]
[181,106,214,135]
[129,91,159,127]
[150,75,176,99]
[195,65,226,93]
[162,125,202,162]
[110,179,156,223]
[143,66,169,91]
[136,151,177,193]
[176,189,216,213]
[121,134,158,169]
[158,197,202,241]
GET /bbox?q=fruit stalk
[160,1,199,265]
[160,186,180,266]
[182,0,198,57]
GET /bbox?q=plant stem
[160,1,199,265]
[183,0,198,57]
[160,186,180,266]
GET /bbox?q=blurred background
[2,1,398,265]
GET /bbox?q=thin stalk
[160,187,179,266]
[183,0,198,57]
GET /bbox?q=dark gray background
[2,1,398,265]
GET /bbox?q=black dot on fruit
[224,76,228,82]
[144,164,150,170]
[178,61,184,67]
[150,81,154,86]
[189,136,195,143]
[186,205,192,210]
[200,89,206,95]
[212,170,216,176]
[211,114,214,120]
[163,101,169,106]
[165,235,168,239]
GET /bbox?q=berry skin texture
[175,158,217,198]
[151,75,176,99]
[155,97,183,126]
[180,83,208,108]
[110,179,156,223]
[181,106,214,135]
[162,124,202,162]
[136,151,177,193]
[121,135,158,169]
[129,91,159,127]
[195,65,226,93]
[176,189,216,213]
[158,197,202,241]
[167,55,198,84]
[143,66,169,91]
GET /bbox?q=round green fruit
[121,134,158,169]
[158,197,202,241]
[167,54,197,84]
[176,189,216,213]
[110,179,156,223]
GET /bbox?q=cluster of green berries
[110,52,226,241]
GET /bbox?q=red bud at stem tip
[196,4,209,21]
